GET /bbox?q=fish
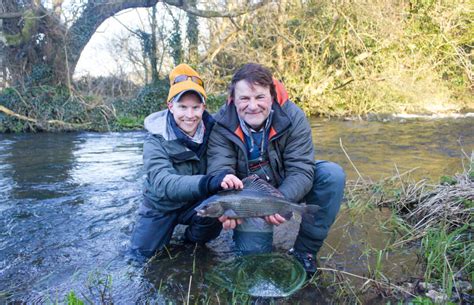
[195,174,320,220]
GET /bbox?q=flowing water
[0,117,472,303]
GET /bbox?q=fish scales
[195,175,320,219]
[219,195,293,217]
[196,190,307,218]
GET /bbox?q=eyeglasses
[173,75,204,88]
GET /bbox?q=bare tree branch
[164,0,271,18]
[1,0,271,85]
[0,12,23,19]
[53,0,63,17]
[0,104,91,129]
[201,30,239,63]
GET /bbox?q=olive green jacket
[142,110,211,211]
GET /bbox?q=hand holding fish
[218,213,286,230]
[221,174,244,190]
[218,215,243,230]
[217,174,243,230]
[264,213,287,225]
[196,175,320,227]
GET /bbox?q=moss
[440,175,457,185]
[114,116,144,130]
[5,9,37,46]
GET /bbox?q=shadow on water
[4,133,78,200]
[0,117,472,303]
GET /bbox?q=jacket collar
[145,109,213,162]
[145,109,213,141]
[161,140,200,163]
[217,78,292,143]
[144,109,176,140]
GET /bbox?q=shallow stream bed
[0,117,472,303]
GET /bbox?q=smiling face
[168,92,205,136]
[233,80,273,130]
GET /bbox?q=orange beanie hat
[167,64,207,103]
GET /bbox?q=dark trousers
[234,160,346,255]
[293,160,346,254]
[130,199,222,258]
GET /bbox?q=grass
[348,155,472,300]
[380,212,416,243]
[114,116,144,130]
[65,291,84,305]
[422,225,472,296]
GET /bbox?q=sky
[39,0,141,77]
[74,8,150,78]
[73,3,187,81]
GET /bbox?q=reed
[422,225,472,298]
[345,153,473,301]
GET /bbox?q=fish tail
[301,204,320,223]
[290,203,306,214]
[291,203,320,214]
[304,204,320,214]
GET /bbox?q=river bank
[338,161,473,304]
[0,81,473,133]
[1,98,473,133]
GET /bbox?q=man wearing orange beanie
[130,64,241,259]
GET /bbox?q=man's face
[233,80,273,130]
[168,93,205,136]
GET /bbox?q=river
[0,117,472,303]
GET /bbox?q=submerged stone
[205,253,306,297]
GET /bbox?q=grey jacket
[142,110,211,211]
[207,81,315,203]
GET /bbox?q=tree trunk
[186,0,199,64]
[275,0,287,73]
[2,1,162,86]
[0,51,6,89]
[150,5,159,84]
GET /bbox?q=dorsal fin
[241,174,285,198]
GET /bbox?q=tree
[186,0,199,64]
[0,0,270,87]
